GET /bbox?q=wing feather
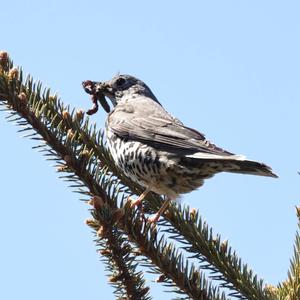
[108,98,233,156]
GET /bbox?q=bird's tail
[223,159,278,178]
[186,153,278,178]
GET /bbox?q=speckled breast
[106,126,163,186]
[105,126,209,199]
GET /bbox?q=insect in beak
[82,80,111,115]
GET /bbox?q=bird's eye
[115,77,126,87]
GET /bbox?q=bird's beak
[82,80,111,114]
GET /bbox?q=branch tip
[8,67,19,80]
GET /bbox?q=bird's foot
[127,195,149,223]
[128,196,143,208]
[147,197,172,224]
[147,213,161,224]
[127,188,151,208]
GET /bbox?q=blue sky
[1,1,299,299]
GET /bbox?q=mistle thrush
[83,74,277,223]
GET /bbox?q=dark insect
[82,80,110,115]
[98,93,111,113]
[87,94,99,115]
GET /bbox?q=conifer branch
[0,53,226,300]
[277,207,300,300]
[86,196,150,300]
[157,203,273,300]
[89,198,227,300]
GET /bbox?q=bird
[82,74,277,223]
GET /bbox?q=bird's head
[82,74,160,115]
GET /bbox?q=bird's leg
[147,197,172,224]
[128,188,151,208]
